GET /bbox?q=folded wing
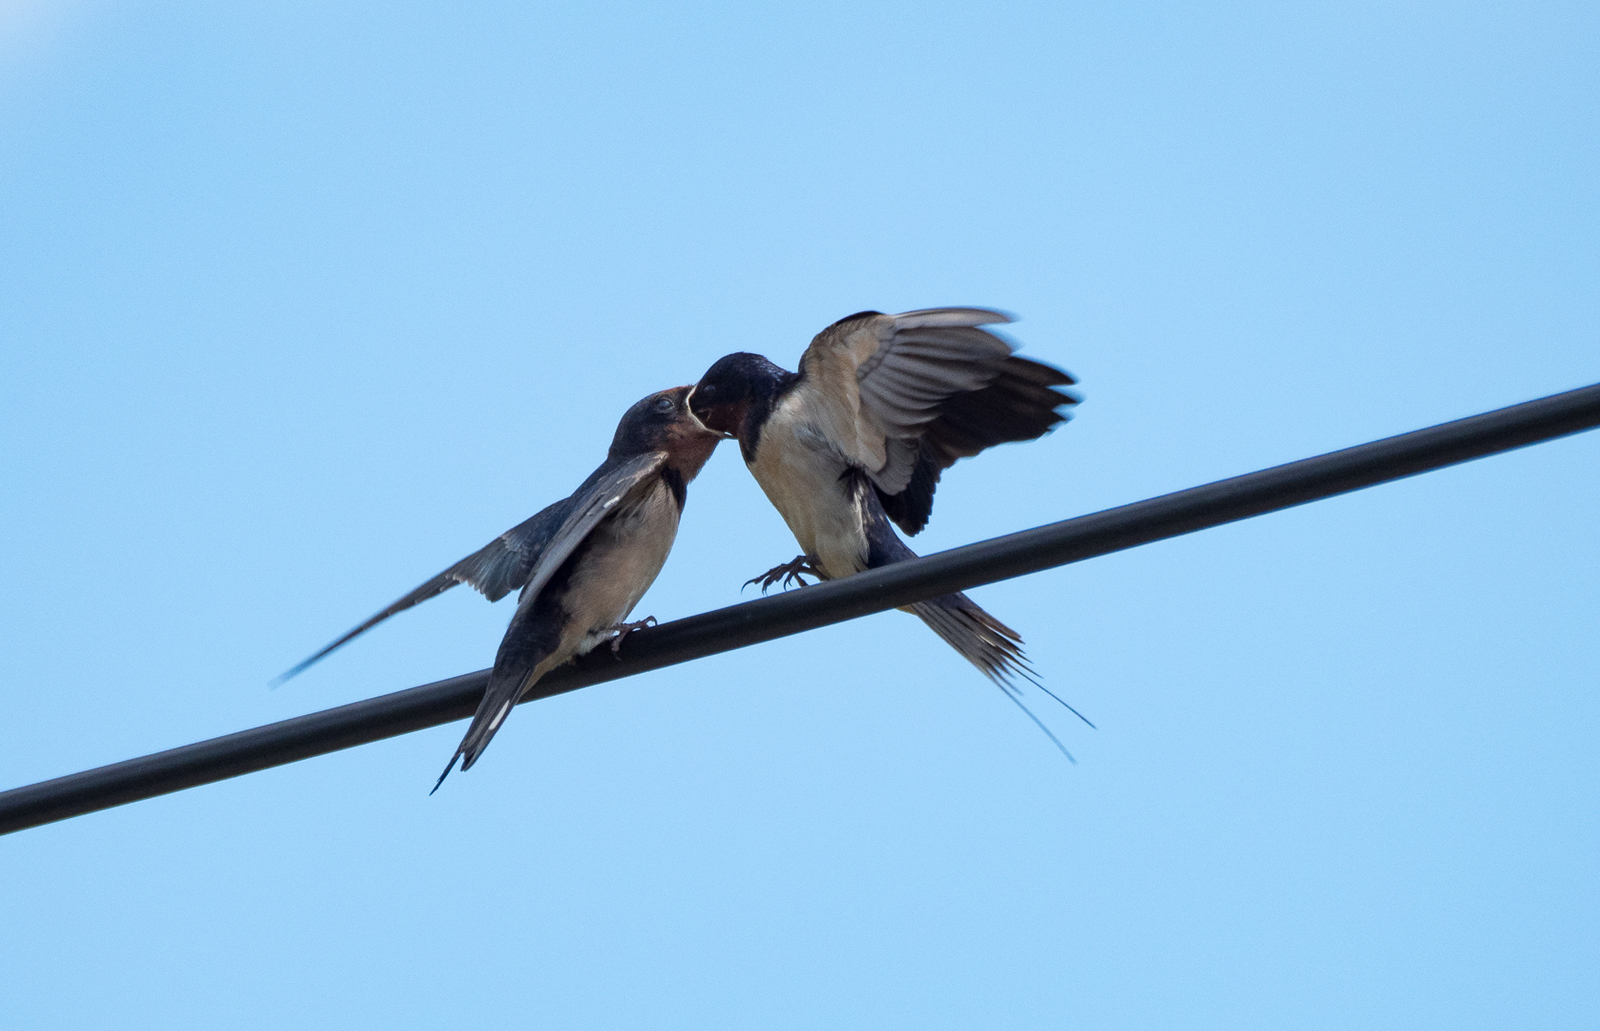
[440,450,670,783]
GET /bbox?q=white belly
[747,400,868,579]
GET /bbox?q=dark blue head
[687,352,794,441]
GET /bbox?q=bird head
[687,352,788,440]
[611,385,722,478]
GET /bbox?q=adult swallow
[686,308,1085,743]
[276,386,722,789]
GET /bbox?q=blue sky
[2,2,1597,1027]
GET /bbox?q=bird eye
[652,396,675,413]
[698,384,717,400]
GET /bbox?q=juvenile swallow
[277,386,722,789]
[687,308,1085,742]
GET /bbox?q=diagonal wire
[2,381,1598,836]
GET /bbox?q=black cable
[3,381,1597,836]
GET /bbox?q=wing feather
[510,451,667,614]
[272,498,577,685]
[437,450,669,784]
[278,452,666,692]
[800,307,1077,534]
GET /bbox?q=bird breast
[747,392,869,579]
[565,479,682,656]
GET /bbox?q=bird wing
[876,354,1078,535]
[435,450,669,787]
[272,495,581,685]
[511,450,668,611]
[799,308,1076,532]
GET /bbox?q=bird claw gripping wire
[605,616,658,656]
[743,556,823,594]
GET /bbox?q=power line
[3,381,1598,836]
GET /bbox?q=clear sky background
[2,2,1596,1027]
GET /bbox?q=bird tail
[904,592,1033,689]
[906,593,1093,759]
[431,666,534,794]
[861,473,1038,690]
[855,473,1092,752]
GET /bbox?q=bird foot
[605,616,658,656]
[743,555,823,594]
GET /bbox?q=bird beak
[684,386,735,439]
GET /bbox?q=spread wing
[433,450,669,788]
[799,307,1078,534]
[272,494,581,685]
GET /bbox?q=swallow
[276,386,722,789]
[687,308,1087,747]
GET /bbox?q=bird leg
[744,555,823,594]
[604,616,658,656]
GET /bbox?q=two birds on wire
[276,308,1084,790]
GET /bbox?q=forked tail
[431,666,533,794]
[909,592,1093,759]
[907,592,1032,688]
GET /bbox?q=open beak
[684,386,736,439]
